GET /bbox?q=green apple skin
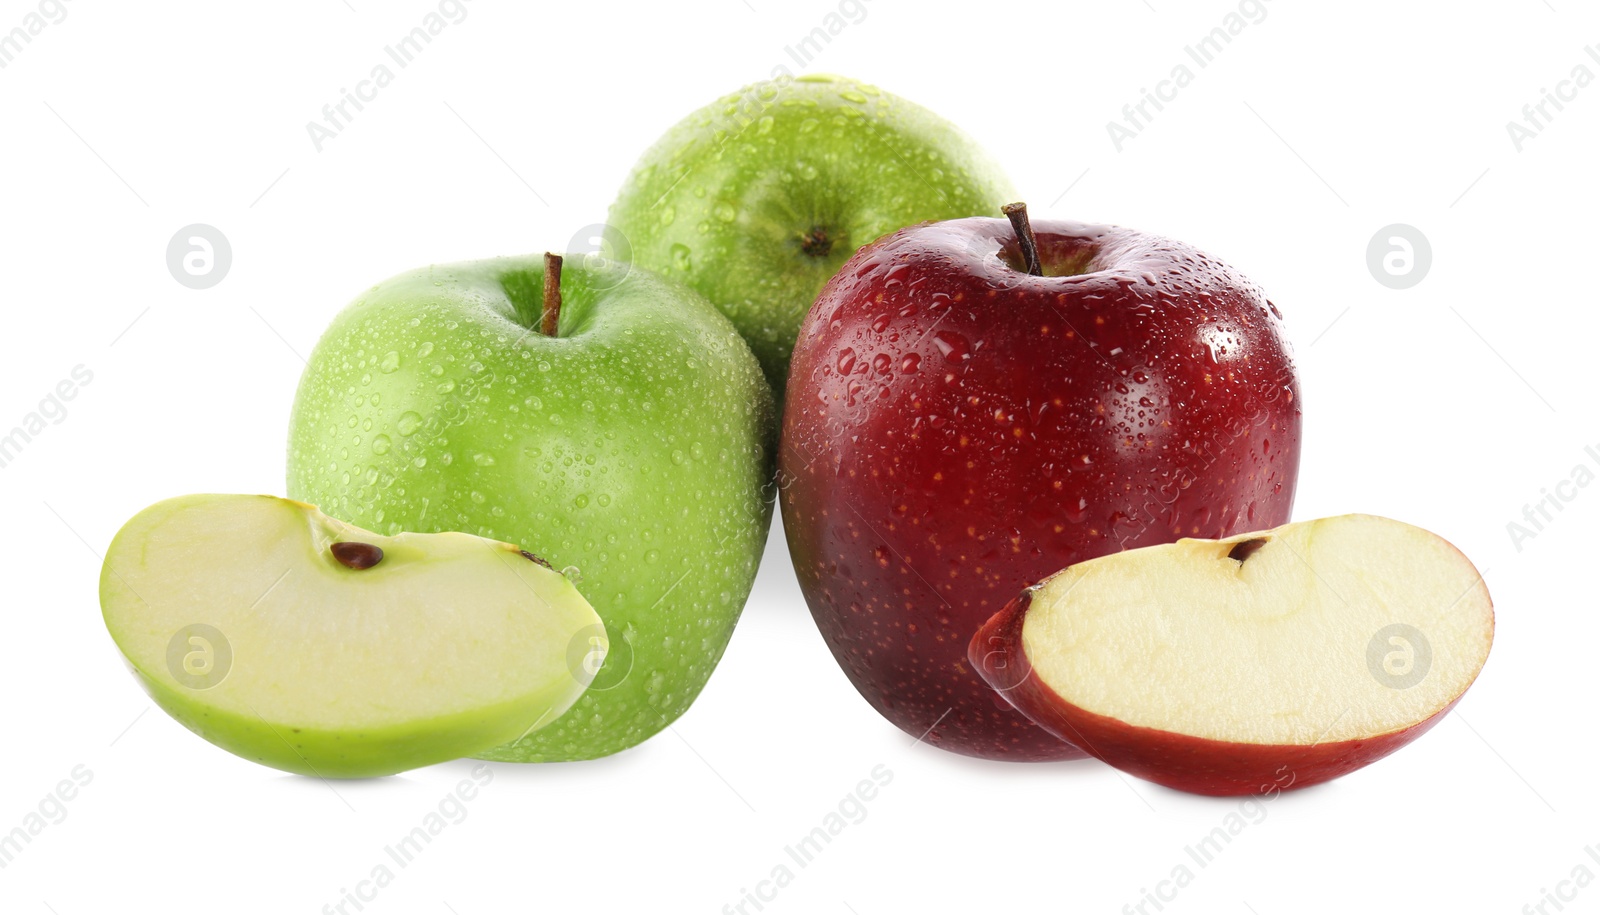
[287,256,774,761]
[609,73,1016,391]
[127,666,558,778]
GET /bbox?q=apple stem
[1002,202,1043,277]
[541,252,563,338]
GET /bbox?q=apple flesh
[969,515,1494,795]
[610,73,1016,392]
[780,214,1302,760]
[100,494,605,777]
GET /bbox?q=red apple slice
[969,515,1493,795]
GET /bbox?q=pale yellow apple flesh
[100,494,606,777]
[1024,514,1492,745]
[974,514,1494,793]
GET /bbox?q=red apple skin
[969,591,1461,794]
[780,217,1302,761]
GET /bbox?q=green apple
[100,494,603,778]
[609,73,1016,391]
[286,254,774,761]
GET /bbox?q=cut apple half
[969,515,1493,795]
[100,494,606,777]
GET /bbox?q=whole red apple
[780,207,1303,760]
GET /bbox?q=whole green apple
[609,73,1015,391]
[287,254,774,761]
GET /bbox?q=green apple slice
[100,494,605,777]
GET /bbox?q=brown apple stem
[541,252,563,337]
[1002,202,1043,277]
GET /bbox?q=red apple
[968,516,1495,794]
[780,206,1302,760]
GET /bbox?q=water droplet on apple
[371,434,391,455]
[670,244,692,271]
[417,341,434,357]
[836,348,857,374]
[826,304,847,332]
[396,411,422,436]
[658,206,676,226]
[932,331,970,363]
[473,453,495,467]
[872,353,892,375]
[900,353,921,374]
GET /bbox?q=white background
[1,1,1593,912]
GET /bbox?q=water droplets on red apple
[932,330,970,363]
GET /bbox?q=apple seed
[1227,538,1269,563]
[331,541,384,570]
